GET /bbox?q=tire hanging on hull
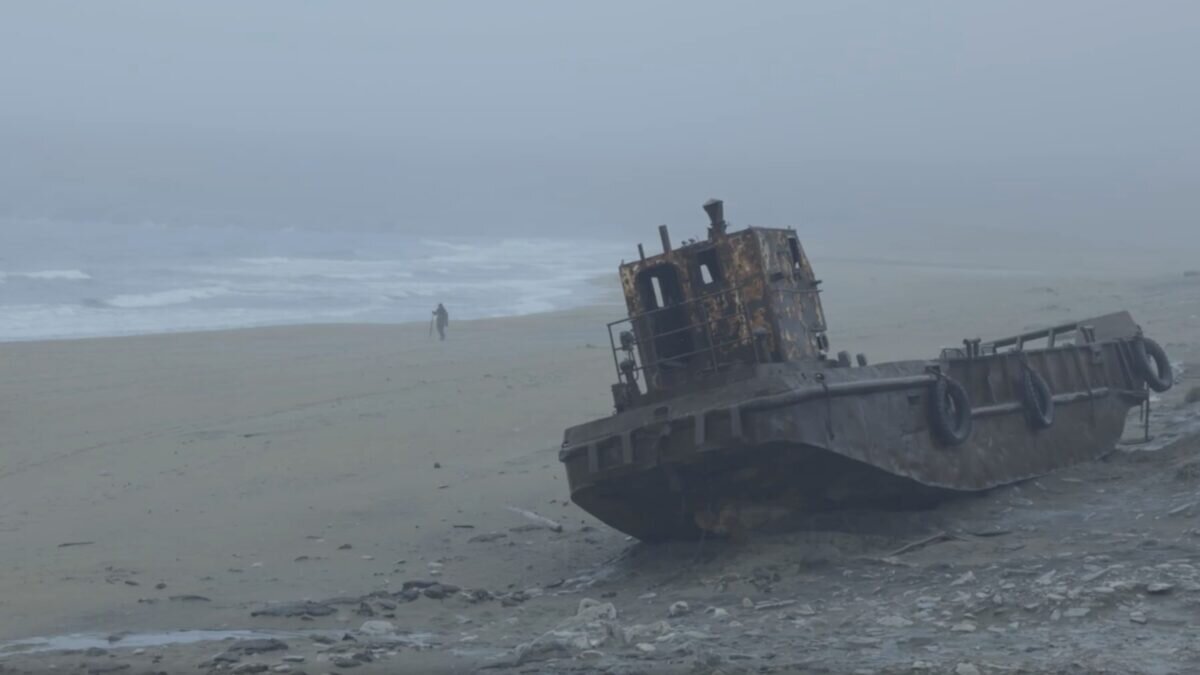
[1021,365,1055,430]
[1135,337,1173,393]
[929,375,972,446]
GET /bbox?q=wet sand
[1,256,1198,673]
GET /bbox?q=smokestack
[658,225,672,253]
[703,199,727,238]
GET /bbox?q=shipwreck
[559,200,1174,540]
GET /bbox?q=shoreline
[0,296,626,346]
[3,248,1186,347]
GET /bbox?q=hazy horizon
[2,1,1198,243]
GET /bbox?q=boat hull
[561,318,1154,540]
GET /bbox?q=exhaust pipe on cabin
[703,199,727,238]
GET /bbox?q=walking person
[432,303,449,341]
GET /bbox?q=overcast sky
[1,1,1197,239]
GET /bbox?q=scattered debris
[224,638,289,655]
[360,620,396,636]
[753,599,796,611]
[877,615,914,628]
[506,506,564,532]
[250,601,336,617]
[951,571,976,586]
[888,532,956,556]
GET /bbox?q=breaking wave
[0,223,626,341]
[102,286,233,309]
[2,269,92,281]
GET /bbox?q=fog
[2,1,1198,242]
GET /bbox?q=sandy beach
[2,256,1199,674]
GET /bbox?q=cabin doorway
[635,265,694,366]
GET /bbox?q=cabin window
[634,264,694,363]
[787,237,803,271]
[637,264,684,310]
[695,249,722,287]
[650,276,665,308]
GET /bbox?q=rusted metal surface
[561,200,1173,541]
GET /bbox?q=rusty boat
[559,200,1175,541]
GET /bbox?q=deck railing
[606,285,756,386]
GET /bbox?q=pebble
[1035,570,1058,585]
[951,571,976,586]
[955,664,981,675]
[845,636,880,647]
[668,601,691,618]
[1130,611,1148,624]
[707,607,730,620]
[579,650,604,660]
[86,665,130,675]
[251,602,335,618]
[360,620,396,635]
[636,643,657,653]
[231,665,268,674]
[1064,607,1091,618]
[741,597,754,609]
[1147,582,1174,594]
[423,583,461,599]
[951,621,977,633]
[876,615,914,628]
[226,639,289,656]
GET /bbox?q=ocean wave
[4,269,92,281]
[223,257,416,281]
[1,230,627,341]
[103,286,231,309]
[239,257,295,265]
[1,302,374,341]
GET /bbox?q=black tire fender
[929,375,973,446]
[1021,366,1055,430]
[1135,337,1173,393]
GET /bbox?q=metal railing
[606,285,757,386]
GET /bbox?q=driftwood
[886,531,957,557]
[506,506,564,532]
